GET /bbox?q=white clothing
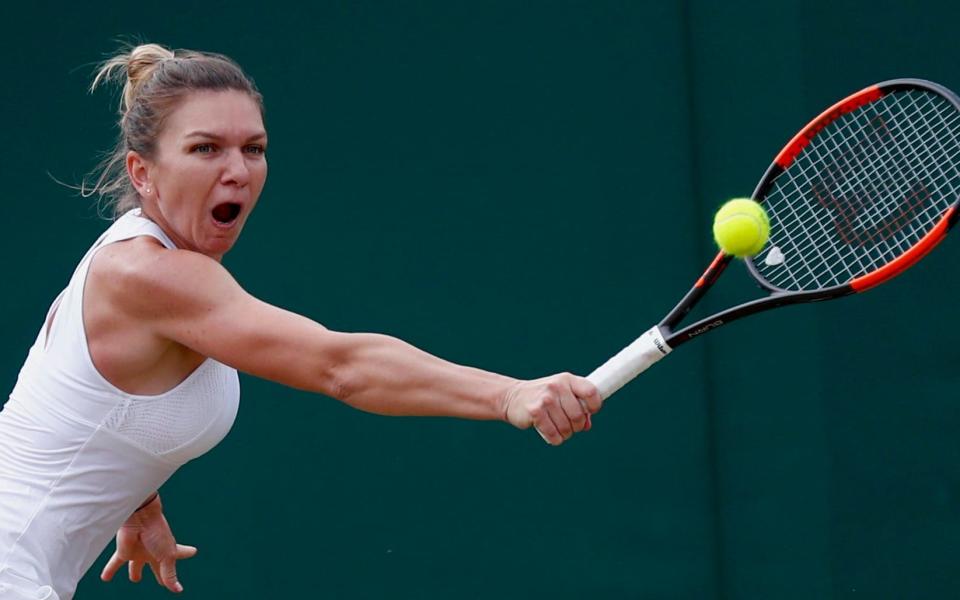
[0,210,240,599]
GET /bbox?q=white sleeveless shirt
[0,210,240,600]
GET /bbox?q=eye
[244,144,266,155]
[191,143,217,154]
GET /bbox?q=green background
[2,1,959,598]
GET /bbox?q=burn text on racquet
[589,78,960,400]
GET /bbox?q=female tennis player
[0,43,601,600]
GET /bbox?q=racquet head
[745,79,960,294]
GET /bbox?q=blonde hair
[83,43,264,217]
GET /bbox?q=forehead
[163,90,265,139]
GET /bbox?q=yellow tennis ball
[712,198,770,257]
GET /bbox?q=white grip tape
[587,325,671,400]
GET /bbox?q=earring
[145,186,151,194]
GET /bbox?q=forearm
[331,333,517,420]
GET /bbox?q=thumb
[568,375,602,412]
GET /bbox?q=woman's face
[132,90,267,260]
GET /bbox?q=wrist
[135,492,160,512]
[495,378,520,423]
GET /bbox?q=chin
[203,236,239,260]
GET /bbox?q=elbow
[325,364,355,404]
[314,330,360,403]
[316,331,395,411]
[307,330,417,413]
[325,364,381,414]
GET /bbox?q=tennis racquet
[588,78,960,400]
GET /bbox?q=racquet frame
[587,79,960,400]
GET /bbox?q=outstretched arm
[101,241,601,444]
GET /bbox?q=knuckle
[155,549,173,562]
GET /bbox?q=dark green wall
[1,2,958,598]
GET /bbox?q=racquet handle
[587,326,671,400]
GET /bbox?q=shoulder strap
[99,209,178,250]
[40,210,177,352]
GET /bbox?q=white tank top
[0,210,240,600]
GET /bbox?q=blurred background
[2,1,959,598]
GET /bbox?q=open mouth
[211,202,242,225]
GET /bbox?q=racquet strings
[754,89,960,291]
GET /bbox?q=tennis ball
[712,198,770,257]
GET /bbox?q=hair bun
[125,44,175,93]
[91,43,175,114]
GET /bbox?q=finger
[533,424,552,444]
[557,389,588,433]
[576,398,593,431]
[129,560,144,583]
[175,544,198,559]
[568,375,603,413]
[545,397,575,440]
[532,413,562,446]
[100,552,124,581]
[159,558,185,593]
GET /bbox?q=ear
[126,150,153,198]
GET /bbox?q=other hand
[100,494,197,593]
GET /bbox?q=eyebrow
[184,130,267,142]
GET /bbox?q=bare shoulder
[89,236,239,320]
[87,235,336,389]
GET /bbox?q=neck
[137,201,225,263]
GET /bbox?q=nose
[221,147,251,187]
